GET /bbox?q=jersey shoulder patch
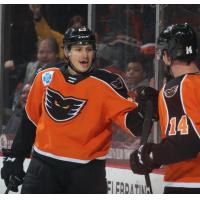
[42,71,55,86]
[37,67,59,86]
[91,69,129,98]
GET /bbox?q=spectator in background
[23,37,60,84]
[5,37,60,110]
[5,37,60,85]
[29,4,85,60]
[125,56,149,94]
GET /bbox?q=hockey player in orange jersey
[1,26,158,193]
[130,23,200,193]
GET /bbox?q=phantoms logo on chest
[44,88,87,122]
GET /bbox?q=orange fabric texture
[26,68,137,162]
[159,74,200,184]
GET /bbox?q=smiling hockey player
[1,26,158,194]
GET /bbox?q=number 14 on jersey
[169,115,189,135]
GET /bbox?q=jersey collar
[60,65,91,84]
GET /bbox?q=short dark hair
[127,54,147,71]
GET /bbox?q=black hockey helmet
[63,26,96,50]
[157,23,197,60]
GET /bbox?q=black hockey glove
[1,148,25,192]
[135,86,159,121]
[129,143,161,175]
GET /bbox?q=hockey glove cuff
[129,143,161,175]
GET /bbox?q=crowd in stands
[95,4,155,71]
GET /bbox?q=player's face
[68,44,94,74]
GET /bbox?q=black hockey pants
[21,157,107,194]
[164,187,200,194]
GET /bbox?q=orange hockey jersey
[158,73,200,188]
[25,66,138,164]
